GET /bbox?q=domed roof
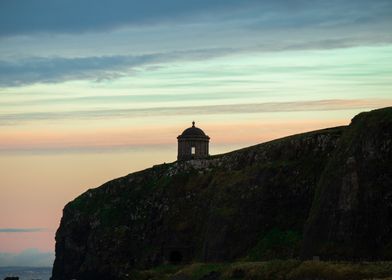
[178,121,209,139]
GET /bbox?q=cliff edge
[52,107,392,280]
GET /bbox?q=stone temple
[177,121,210,161]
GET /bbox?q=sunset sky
[0,0,392,266]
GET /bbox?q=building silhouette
[177,121,210,161]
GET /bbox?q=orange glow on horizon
[0,118,349,151]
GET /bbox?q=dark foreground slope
[52,107,392,280]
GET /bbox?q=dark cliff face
[302,107,392,259]
[52,107,392,280]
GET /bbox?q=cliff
[51,107,392,280]
[302,107,392,259]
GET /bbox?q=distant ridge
[0,267,51,280]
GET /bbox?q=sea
[0,267,51,280]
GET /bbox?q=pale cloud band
[0,99,390,125]
[0,47,234,87]
[1,37,392,87]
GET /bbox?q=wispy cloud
[0,0,253,37]
[0,0,390,37]
[0,91,263,107]
[0,228,46,233]
[0,0,391,87]
[2,36,392,87]
[0,47,235,87]
[0,99,389,126]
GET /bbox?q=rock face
[302,107,392,259]
[52,108,392,280]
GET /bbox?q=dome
[178,121,209,139]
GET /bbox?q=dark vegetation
[128,260,392,280]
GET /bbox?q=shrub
[247,229,302,260]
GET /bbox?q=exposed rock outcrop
[52,107,392,280]
[302,107,392,259]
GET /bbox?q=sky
[0,0,392,267]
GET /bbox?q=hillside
[51,107,392,280]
